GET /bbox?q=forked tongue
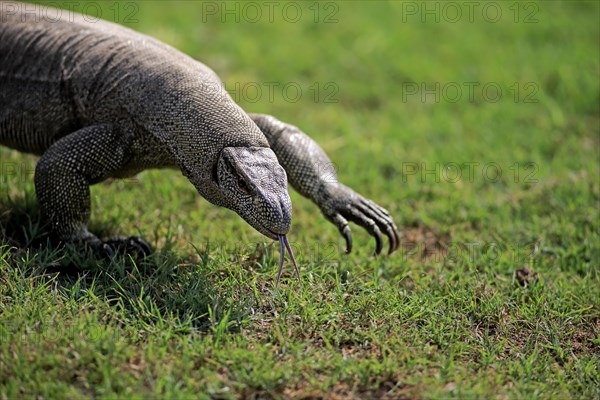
[275,234,301,287]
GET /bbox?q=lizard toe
[127,236,153,256]
[326,213,353,253]
[102,236,153,258]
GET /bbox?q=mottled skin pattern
[0,3,399,258]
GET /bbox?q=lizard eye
[237,176,250,194]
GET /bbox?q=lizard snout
[264,195,292,235]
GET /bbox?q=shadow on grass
[0,191,253,333]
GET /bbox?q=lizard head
[212,147,292,240]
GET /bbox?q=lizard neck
[135,76,269,202]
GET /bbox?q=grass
[1,1,599,398]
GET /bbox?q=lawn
[1,1,599,398]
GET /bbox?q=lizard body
[0,3,399,263]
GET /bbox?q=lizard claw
[101,242,115,258]
[342,225,353,254]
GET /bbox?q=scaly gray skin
[0,3,399,258]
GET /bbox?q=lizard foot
[56,233,153,259]
[44,234,153,272]
[320,184,400,256]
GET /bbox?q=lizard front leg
[34,124,150,256]
[249,113,399,255]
